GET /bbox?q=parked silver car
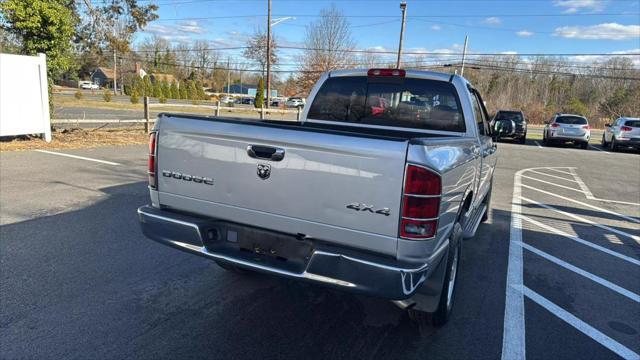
[542,113,590,149]
[602,117,640,151]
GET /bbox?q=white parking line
[569,168,640,206]
[519,241,640,302]
[521,215,640,266]
[523,286,639,360]
[534,141,542,149]
[521,175,586,193]
[527,169,579,183]
[521,184,640,224]
[520,196,640,244]
[502,168,527,360]
[35,150,122,166]
[545,167,575,176]
[589,145,610,154]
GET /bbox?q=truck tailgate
[155,116,408,256]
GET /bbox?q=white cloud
[517,30,534,37]
[144,21,208,42]
[500,51,519,55]
[431,25,442,31]
[553,0,606,13]
[177,21,207,34]
[482,17,501,25]
[569,48,640,66]
[554,23,640,40]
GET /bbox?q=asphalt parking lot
[1,141,638,359]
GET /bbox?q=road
[1,141,638,359]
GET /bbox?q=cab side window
[471,91,489,136]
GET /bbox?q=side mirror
[605,124,611,127]
[544,121,549,125]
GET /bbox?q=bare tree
[298,5,356,92]
[192,40,219,81]
[243,28,277,76]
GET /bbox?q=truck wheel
[407,222,462,328]
[481,181,492,223]
[215,260,251,274]
[580,141,588,149]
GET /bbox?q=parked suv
[285,97,305,108]
[491,110,527,144]
[542,113,590,149]
[602,117,640,152]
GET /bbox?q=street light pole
[396,1,407,69]
[460,35,469,77]
[266,0,272,108]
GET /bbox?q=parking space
[505,166,639,360]
[0,141,638,359]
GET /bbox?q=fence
[51,96,302,132]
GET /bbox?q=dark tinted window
[624,120,640,127]
[556,116,587,125]
[307,76,465,132]
[495,111,523,123]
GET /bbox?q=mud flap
[405,245,449,313]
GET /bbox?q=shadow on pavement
[1,181,511,360]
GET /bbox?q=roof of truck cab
[328,69,457,83]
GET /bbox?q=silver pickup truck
[138,68,497,327]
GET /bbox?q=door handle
[247,145,285,161]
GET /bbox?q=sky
[138,0,640,71]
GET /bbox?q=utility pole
[460,35,469,77]
[226,56,230,94]
[266,0,272,108]
[113,47,117,95]
[396,1,407,69]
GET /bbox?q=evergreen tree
[186,80,197,100]
[161,80,171,99]
[170,81,179,99]
[195,80,206,100]
[143,76,153,97]
[152,80,162,97]
[179,80,188,99]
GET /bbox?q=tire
[609,137,618,152]
[542,132,548,146]
[407,222,462,328]
[519,135,526,144]
[580,141,588,149]
[601,134,608,148]
[481,180,492,223]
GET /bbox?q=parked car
[219,96,234,104]
[602,117,640,152]
[79,82,99,90]
[138,68,498,328]
[285,97,306,108]
[491,110,527,144]
[542,113,590,149]
[240,97,254,105]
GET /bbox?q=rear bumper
[137,205,447,300]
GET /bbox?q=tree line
[124,78,207,103]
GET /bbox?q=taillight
[621,126,633,131]
[551,123,560,128]
[582,125,590,130]
[400,164,441,239]
[368,68,406,77]
[148,132,157,188]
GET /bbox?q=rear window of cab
[307,76,466,132]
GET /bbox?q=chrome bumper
[137,205,447,300]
